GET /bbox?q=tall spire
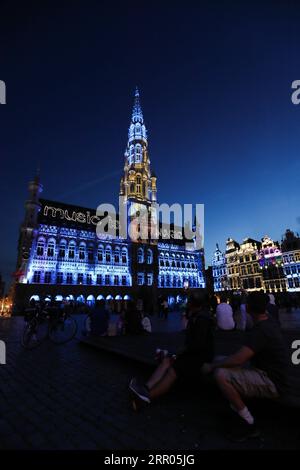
[120,88,157,204]
[131,86,144,124]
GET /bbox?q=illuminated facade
[225,238,240,290]
[212,244,228,292]
[259,236,286,292]
[13,89,205,312]
[238,238,263,291]
[214,235,291,293]
[281,229,300,292]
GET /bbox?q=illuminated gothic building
[238,238,263,291]
[212,244,228,292]
[13,89,205,312]
[281,229,300,292]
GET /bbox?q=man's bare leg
[149,367,177,400]
[214,368,245,411]
[146,357,172,390]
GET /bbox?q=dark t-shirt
[244,318,289,396]
[185,310,215,362]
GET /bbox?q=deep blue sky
[1,0,300,289]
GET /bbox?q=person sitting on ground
[203,291,289,442]
[216,293,235,330]
[90,299,109,336]
[129,291,215,409]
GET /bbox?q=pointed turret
[131,87,144,124]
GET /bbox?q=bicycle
[22,306,77,349]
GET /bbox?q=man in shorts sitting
[203,291,289,441]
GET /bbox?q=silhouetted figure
[124,301,143,335]
[90,299,109,336]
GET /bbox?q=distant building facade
[213,233,297,294]
[13,89,205,313]
[281,229,300,292]
[212,244,228,291]
[225,238,240,291]
[238,238,263,291]
[259,236,286,292]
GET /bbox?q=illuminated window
[47,240,55,257]
[88,246,94,262]
[114,247,120,264]
[135,144,142,162]
[147,249,153,264]
[122,247,128,264]
[68,241,75,259]
[59,240,66,258]
[98,245,103,262]
[136,175,142,194]
[37,238,45,256]
[138,247,144,263]
[79,244,85,260]
[137,273,144,285]
[106,245,112,263]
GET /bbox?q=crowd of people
[25,289,297,441]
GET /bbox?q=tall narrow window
[137,247,144,263]
[37,239,45,256]
[47,240,55,257]
[114,247,120,264]
[88,245,94,262]
[147,249,153,264]
[122,247,128,264]
[59,240,66,258]
[68,241,75,259]
[106,245,111,263]
[98,245,103,262]
[79,244,85,260]
[33,271,41,283]
[136,175,142,194]
[135,144,141,162]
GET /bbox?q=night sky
[1,0,300,290]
